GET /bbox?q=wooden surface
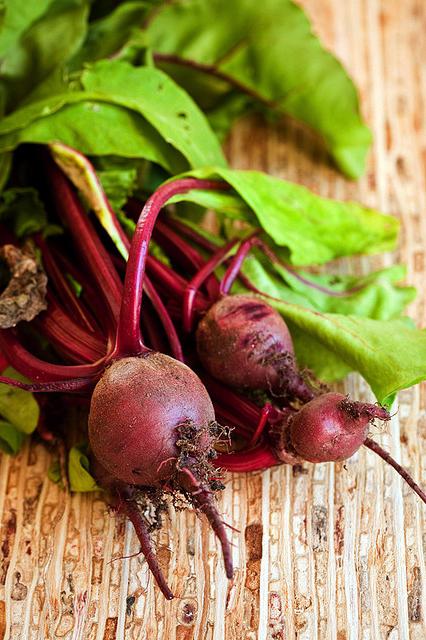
[1,1,426,638]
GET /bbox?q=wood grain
[1,0,426,637]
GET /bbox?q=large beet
[88,352,216,486]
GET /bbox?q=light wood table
[1,1,425,638]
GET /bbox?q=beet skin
[289,392,390,463]
[196,294,295,392]
[88,353,215,486]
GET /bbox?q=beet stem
[35,235,99,334]
[117,496,174,600]
[250,404,273,446]
[165,216,219,252]
[216,443,280,473]
[35,295,106,364]
[182,239,238,332]
[0,375,95,393]
[219,231,260,296]
[0,330,106,382]
[115,179,228,356]
[364,437,426,505]
[144,277,184,361]
[154,219,219,298]
[180,467,234,579]
[45,156,123,328]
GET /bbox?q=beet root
[289,392,390,463]
[196,294,313,401]
[88,353,216,486]
[88,352,233,597]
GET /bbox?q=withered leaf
[0,242,47,328]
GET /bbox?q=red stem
[115,179,228,357]
[0,375,95,393]
[0,330,105,382]
[219,232,260,296]
[35,235,99,334]
[249,404,273,446]
[165,216,219,253]
[34,296,106,364]
[154,220,219,299]
[182,239,239,332]
[51,249,111,336]
[144,277,183,361]
[46,156,123,330]
[216,442,280,472]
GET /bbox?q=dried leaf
[0,242,47,328]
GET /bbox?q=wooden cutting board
[1,1,425,638]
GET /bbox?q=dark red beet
[196,294,313,401]
[88,353,215,486]
[289,392,390,463]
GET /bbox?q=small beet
[196,294,312,401]
[289,392,390,463]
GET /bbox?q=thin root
[116,494,174,600]
[180,467,234,579]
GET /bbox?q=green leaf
[47,459,62,486]
[69,1,150,69]
[0,420,26,455]
[0,1,52,57]
[0,187,47,237]
[0,61,225,171]
[93,156,139,212]
[80,60,226,169]
[271,264,416,319]
[68,443,99,492]
[0,0,90,112]
[170,168,399,265]
[50,142,130,258]
[143,0,371,177]
[0,101,186,173]
[0,367,39,433]
[0,153,12,192]
[266,299,426,406]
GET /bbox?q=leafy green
[0,0,90,112]
[0,420,26,455]
[0,61,226,171]
[170,168,399,265]
[0,153,12,191]
[0,187,47,237]
[0,367,39,433]
[68,443,99,492]
[0,101,186,173]
[47,459,62,486]
[93,156,140,212]
[143,0,371,177]
[0,1,53,57]
[81,61,226,169]
[269,300,426,407]
[50,141,130,258]
[270,264,416,319]
[69,1,149,69]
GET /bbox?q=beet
[88,353,216,486]
[196,294,313,401]
[289,392,389,462]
